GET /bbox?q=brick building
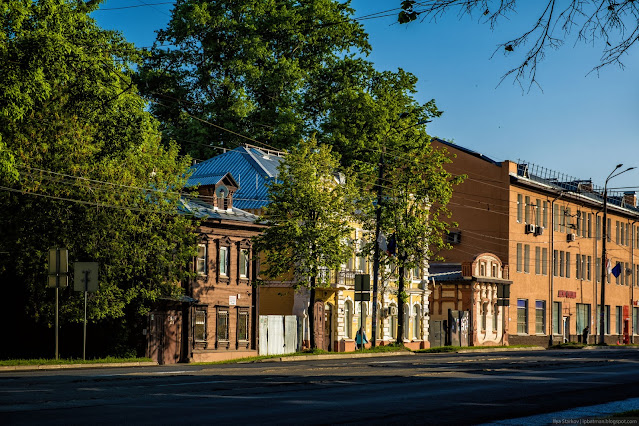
[432,138,639,346]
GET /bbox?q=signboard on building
[229,295,237,306]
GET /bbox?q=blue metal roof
[178,197,258,223]
[186,146,284,210]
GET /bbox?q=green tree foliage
[0,0,197,357]
[254,138,358,349]
[382,142,463,343]
[319,68,463,342]
[138,0,371,158]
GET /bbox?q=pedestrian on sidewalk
[582,326,589,344]
[355,326,368,350]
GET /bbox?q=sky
[91,0,639,192]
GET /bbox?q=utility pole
[371,147,385,348]
[600,164,636,344]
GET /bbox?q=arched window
[482,302,488,332]
[413,304,421,339]
[403,305,410,340]
[344,300,353,338]
[358,302,368,334]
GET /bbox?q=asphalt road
[2,349,639,425]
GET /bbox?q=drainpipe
[549,192,565,347]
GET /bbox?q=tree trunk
[397,265,405,346]
[309,276,316,350]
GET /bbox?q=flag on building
[606,258,612,275]
[377,232,387,252]
[612,262,622,278]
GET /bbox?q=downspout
[549,191,565,347]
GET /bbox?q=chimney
[623,191,636,208]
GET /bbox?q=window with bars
[194,308,207,342]
[217,309,229,341]
[237,310,249,341]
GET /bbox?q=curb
[260,351,415,362]
[0,361,158,373]
[456,346,546,354]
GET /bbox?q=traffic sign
[74,262,99,293]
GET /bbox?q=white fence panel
[259,315,299,355]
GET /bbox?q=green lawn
[0,357,152,366]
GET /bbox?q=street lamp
[599,164,636,344]
[371,116,429,347]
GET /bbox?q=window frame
[196,243,207,276]
[517,299,528,335]
[194,307,207,342]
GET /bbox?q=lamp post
[600,164,636,344]
[371,115,429,347]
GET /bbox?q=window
[616,221,620,244]
[542,201,548,228]
[553,302,562,335]
[219,246,229,276]
[565,252,571,279]
[554,204,560,232]
[196,243,207,275]
[587,256,592,281]
[576,255,581,280]
[560,206,566,233]
[596,305,610,335]
[577,303,591,335]
[607,218,612,242]
[237,310,249,341]
[413,305,421,339]
[491,263,497,278]
[344,300,353,338]
[517,299,528,334]
[239,249,249,278]
[517,243,522,273]
[517,194,523,222]
[596,257,601,282]
[587,213,592,238]
[566,208,572,232]
[542,248,548,275]
[596,215,601,240]
[535,246,541,275]
[616,306,623,335]
[481,303,487,331]
[403,305,410,340]
[535,300,546,334]
[634,307,639,335]
[480,262,486,276]
[195,308,207,341]
[553,250,559,277]
[535,199,541,226]
[217,308,229,341]
[560,251,565,277]
[524,245,530,274]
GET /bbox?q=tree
[382,142,462,344]
[253,137,358,350]
[138,0,371,158]
[399,0,639,88]
[0,0,197,357]
[319,68,462,343]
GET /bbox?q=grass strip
[0,357,152,366]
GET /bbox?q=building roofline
[432,137,501,166]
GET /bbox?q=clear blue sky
[92,0,639,191]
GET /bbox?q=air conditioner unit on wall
[567,233,576,242]
[534,226,544,236]
[389,306,398,316]
[525,224,535,234]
